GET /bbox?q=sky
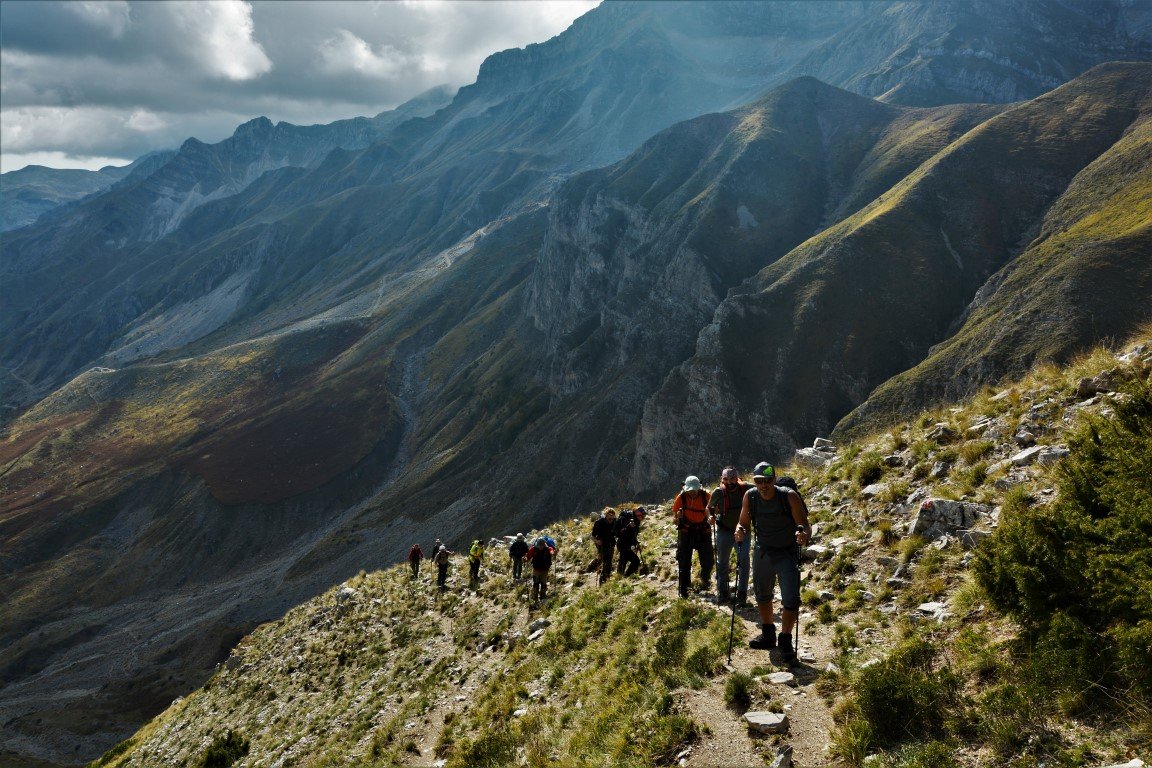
[0,0,600,173]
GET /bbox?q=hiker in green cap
[734,462,811,661]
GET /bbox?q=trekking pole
[727,539,746,666]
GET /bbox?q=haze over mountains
[2,1,1151,763]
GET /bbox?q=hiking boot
[749,631,777,650]
[718,591,731,605]
[778,631,795,662]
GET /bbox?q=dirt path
[642,540,838,768]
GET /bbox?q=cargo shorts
[752,545,801,611]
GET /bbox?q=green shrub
[958,439,995,464]
[976,378,1152,712]
[853,452,886,487]
[447,726,516,768]
[852,638,959,748]
[883,740,960,768]
[724,672,754,712]
[194,731,249,768]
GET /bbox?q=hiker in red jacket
[672,475,715,599]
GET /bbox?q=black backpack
[775,476,809,518]
[613,509,635,537]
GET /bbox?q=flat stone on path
[745,711,790,734]
[767,671,796,686]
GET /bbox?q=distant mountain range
[2,1,1151,764]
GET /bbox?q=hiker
[434,545,453,589]
[614,507,646,576]
[509,533,529,579]
[468,539,484,582]
[408,543,424,579]
[672,476,715,599]
[709,466,752,605]
[430,538,442,561]
[592,507,617,585]
[734,462,811,661]
[526,536,555,602]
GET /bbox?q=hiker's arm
[734,493,751,543]
[788,492,811,545]
[671,494,683,526]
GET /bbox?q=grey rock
[527,629,546,642]
[882,454,905,467]
[1010,446,1045,466]
[812,437,835,450]
[336,586,357,603]
[769,745,794,768]
[745,711,790,734]
[927,423,960,443]
[1037,446,1070,466]
[930,461,951,479]
[767,671,797,686]
[1099,760,1144,768]
[959,529,990,549]
[803,544,830,560]
[876,556,899,568]
[794,447,834,467]
[861,483,885,499]
[1015,429,1037,446]
[910,499,991,540]
[529,618,551,632]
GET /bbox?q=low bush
[194,731,249,768]
[724,672,754,712]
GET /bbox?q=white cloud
[166,1,272,81]
[317,30,412,79]
[126,109,167,132]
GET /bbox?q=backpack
[675,490,710,527]
[775,476,809,518]
[531,546,554,570]
[469,541,483,561]
[613,509,635,537]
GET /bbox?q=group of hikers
[405,461,810,659]
[407,533,558,602]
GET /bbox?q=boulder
[959,529,990,549]
[529,618,551,632]
[1014,429,1037,446]
[929,461,951,479]
[527,629,546,642]
[794,447,833,467]
[745,711,790,734]
[1037,445,1070,466]
[1100,760,1143,768]
[336,586,357,603]
[882,454,905,467]
[812,437,835,450]
[1010,446,1045,466]
[861,483,885,499]
[927,423,960,443]
[910,499,991,540]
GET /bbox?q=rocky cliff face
[635,63,1152,489]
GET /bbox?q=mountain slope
[79,334,1152,768]
[3,3,1152,764]
[635,62,1152,487]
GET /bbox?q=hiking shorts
[752,546,800,610]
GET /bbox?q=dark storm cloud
[0,0,598,171]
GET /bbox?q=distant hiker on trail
[468,539,484,582]
[434,545,453,589]
[673,476,715,599]
[592,507,617,585]
[431,538,442,561]
[734,462,811,661]
[614,507,646,576]
[408,543,424,579]
[509,533,529,580]
[710,467,752,606]
[526,536,555,602]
